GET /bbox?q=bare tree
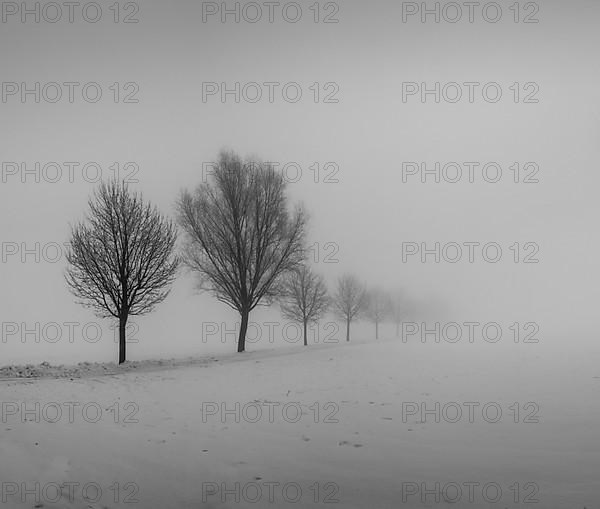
[332,274,366,342]
[65,180,179,364]
[390,291,405,338]
[177,150,306,353]
[364,288,392,340]
[280,265,329,346]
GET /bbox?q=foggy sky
[1,0,599,364]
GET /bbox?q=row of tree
[65,150,412,364]
[283,270,410,345]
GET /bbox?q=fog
[1,0,599,366]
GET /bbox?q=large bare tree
[177,150,306,352]
[364,288,392,340]
[65,180,179,364]
[280,265,329,346]
[332,274,365,342]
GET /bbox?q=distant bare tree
[65,180,179,364]
[364,288,392,339]
[390,291,405,337]
[280,265,329,346]
[332,274,366,342]
[177,150,306,353]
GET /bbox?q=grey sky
[1,0,599,363]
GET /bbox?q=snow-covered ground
[1,338,599,508]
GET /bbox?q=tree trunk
[118,314,127,364]
[375,320,379,340]
[238,309,249,352]
[120,281,128,365]
[303,319,308,346]
[346,318,350,342]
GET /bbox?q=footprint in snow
[338,441,363,447]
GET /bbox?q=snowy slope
[1,339,599,508]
